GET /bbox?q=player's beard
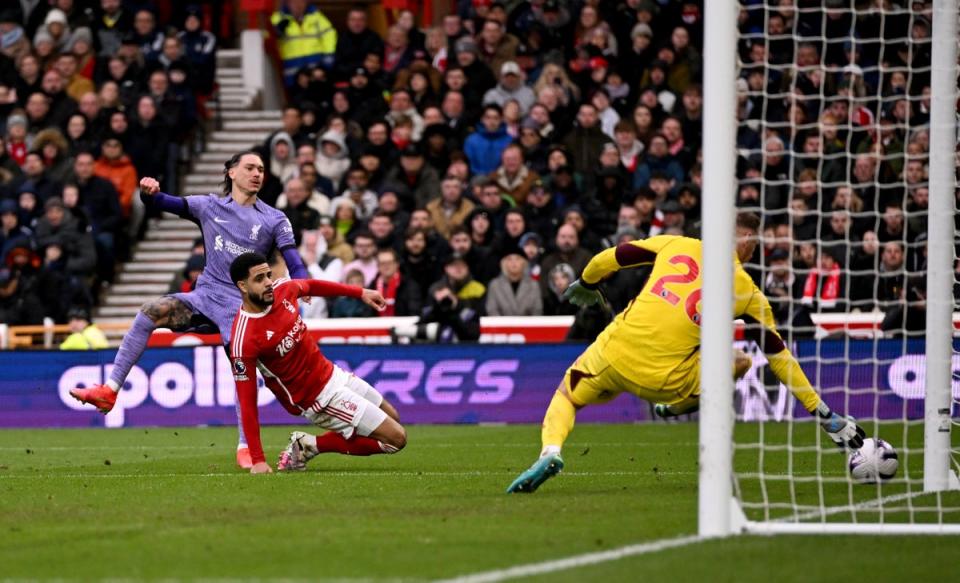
[249,289,274,309]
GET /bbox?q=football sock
[540,390,576,456]
[234,401,247,447]
[314,432,393,456]
[107,312,156,392]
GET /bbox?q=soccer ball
[848,438,899,484]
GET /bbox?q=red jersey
[230,278,363,464]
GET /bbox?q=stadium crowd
[0,0,954,342]
[0,0,218,325]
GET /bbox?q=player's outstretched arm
[580,237,674,286]
[232,356,270,472]
[736,273,864,449]
[138,177,193,218]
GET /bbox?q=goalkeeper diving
[507,212,865,494]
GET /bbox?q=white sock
[540,445,562,458]
[106,380,120,392]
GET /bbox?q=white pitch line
[0,470,697,480]
[0,442,693,451]
[436,535,702,583]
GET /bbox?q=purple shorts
[169,283,242,345]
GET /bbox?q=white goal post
[699,0,960,536]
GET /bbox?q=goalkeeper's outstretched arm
[735,269,864,449]
[566,236,680,307]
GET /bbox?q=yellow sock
[541,390,577,455]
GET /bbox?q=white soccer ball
[848,438,899,484]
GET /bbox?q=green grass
[0,423,957,581]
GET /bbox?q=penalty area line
[436,534,702,583]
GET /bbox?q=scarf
[802,263,840,308]
[376,271,402,317]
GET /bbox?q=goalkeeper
[507,212,865,493]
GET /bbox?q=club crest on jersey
[283,299,296,314]
[214,235,224,251]
[266,330,274,340]
[249,224,262,241]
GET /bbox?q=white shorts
[301,365,387,439]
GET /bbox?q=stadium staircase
[95,49,284,345]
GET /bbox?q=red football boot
[69,384,118,413]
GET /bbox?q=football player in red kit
[228,252,407,474]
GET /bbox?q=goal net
[700,0,960,534]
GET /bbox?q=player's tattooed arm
[140,297,194,330]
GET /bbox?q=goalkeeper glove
[819,411,866,449]
[563,279,608,309]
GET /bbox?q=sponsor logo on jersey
[276,317,306,357]
[283,299,296,314]
[249,224,261,241]
[281,219,293,234]
[214,235,255,257]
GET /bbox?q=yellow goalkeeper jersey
[581,235,820,412]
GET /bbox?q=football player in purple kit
[70,151,310,469]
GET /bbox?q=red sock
[313,431,387,456]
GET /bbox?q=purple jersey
[171,194,296,344]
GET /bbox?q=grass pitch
[0,423,957,581]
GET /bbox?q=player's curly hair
[230,252,269,287]
[221,151,263,196]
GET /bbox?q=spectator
[490,144,539,205]
[562,102,612,173]
[126,95,169,186]
[413,253,485,342]
[400,226,441,300]
[543,262,578,316]
[452,36,496,103]
[383,24,415,82]
[319,215,353,263]
[293,228,341,319]
[485,248,542,316]
[374,247,421,316]
[271,0,337,85]
[382,144,441,210]
[633,133,684,190]
[464,103,512,176]
[59,306,109,350]
[0,198,31,259]
[877,241,906,310]
[178,6,217,94]
[12,151,61,202]
[315,130,351,191]
[427,175,475,239]
[93,135,137,221]
[334,7,384,81]
[800,245,846,313]
[341,230,378,286]
[32,195,95,279]
[280,177,320,246]
[483,60,535,115]
[171,252,204,294]
[764,248,797,326]
[330,268,377,317]
[539,223,592,292]
[477,18,518,76]
[71,151,120,280]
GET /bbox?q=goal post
[923,0,959,494]
[698,0,739,538]
[699,0,960,536]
